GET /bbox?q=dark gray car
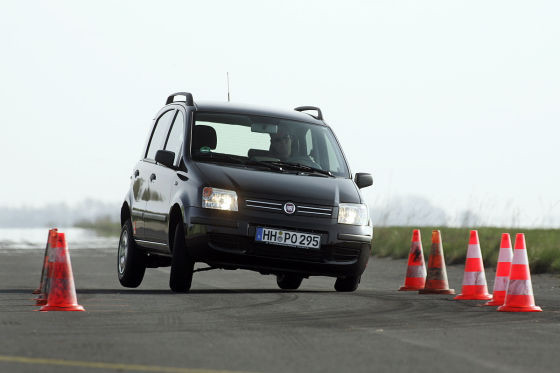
[118,92,373,292]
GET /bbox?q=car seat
[192,125,217,152]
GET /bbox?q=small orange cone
[39,232,85,312]
[33,229,58,305]
[485,233,513,306]
[498,233,542,312]
[419,230,455,294]
[399,229,426,291]
[454,230,492,300]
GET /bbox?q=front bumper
[184,206,372,278]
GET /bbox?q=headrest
[192,125,217,151]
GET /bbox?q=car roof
[181,101,326,126]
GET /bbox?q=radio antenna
[226,72,230,102]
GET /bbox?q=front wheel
[334,275,360,292]
[117,219,146,287]
[169,222,194,292]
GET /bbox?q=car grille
[245,199,283,212]
[244,198,333,218]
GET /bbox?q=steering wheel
[287,155,322,169]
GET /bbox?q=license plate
[255,227,320,249]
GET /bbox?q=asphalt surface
[1,247,559,373]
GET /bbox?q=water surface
[0,228,118,250]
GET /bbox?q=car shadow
[0,288,333,295]
[0,289,37,294]
[72,288,331,295]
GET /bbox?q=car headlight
[202,187,238,211]
[338,203,368,225]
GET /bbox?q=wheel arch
[168,203,184,253]
[121,201,131,227]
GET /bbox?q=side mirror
[354,173,373,189]
[155,150,176,168]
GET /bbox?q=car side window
[146,110,175,160]
[164,111,184,164]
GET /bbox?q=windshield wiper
[195,152,283,172]
[195,152,245,164]
[268,161,334,177]
[245,159,284,172]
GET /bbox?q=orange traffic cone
[399,229,426,291]
[33,229,58,305]
[33,228,57,294]
[454,230,492,300]
[485,233,513,306]
[39,232,85,312]
[498,233,542,312]
[419,230,455,294]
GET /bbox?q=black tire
[276,273,304,290]
[169,222,194,292]
[334,275,360,292]
[117,219,146,288]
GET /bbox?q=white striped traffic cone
[498,233,542,312]
[485,233,513,306]
[454,230,492,300]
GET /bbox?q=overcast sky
[1,1,559,227]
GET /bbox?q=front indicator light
[202,187,238,211]
[338,203,368,226]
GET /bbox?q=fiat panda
[118,92,373,292]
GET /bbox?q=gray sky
[1,1,559,226]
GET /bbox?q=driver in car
[268,126,324,171]
[269,127,292,161]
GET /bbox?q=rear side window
[164,111,184,164]
[146,110,175,160]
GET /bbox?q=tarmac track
[1,248,559,373]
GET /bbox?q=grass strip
[74,216,121,237]
[372,227,560,274]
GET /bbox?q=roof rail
[294,106,323,120]
[166,92,194,106]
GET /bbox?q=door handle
[150,173,156,182]
[134,170,140,178]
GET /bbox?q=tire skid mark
[186,276,302,312]
[237,301,404,328]
[202,292,300,312]
[153,268,300,311]
[351,291,555,331]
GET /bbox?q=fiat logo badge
[283,202,296,215]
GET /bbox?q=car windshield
[191,112,349,177]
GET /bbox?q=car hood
[193,162,361,206]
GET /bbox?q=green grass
[373,227,560,274]
[74,216,121,237]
